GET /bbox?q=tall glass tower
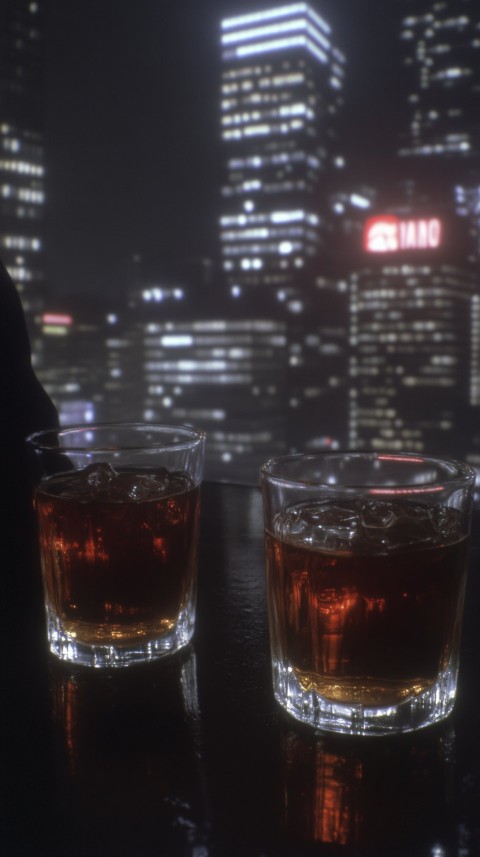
[219,3,346,305]
[347,1,480,459]
[398,0,480,164]
[0,0,46,331]
[349,210,477,455]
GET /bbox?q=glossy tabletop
[2,481,480,857]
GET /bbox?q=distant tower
[345,1,480,458]
[398,0,480,167]
[0,0,46,332]
[349,206,477,455]
[218,3,346,305]
[397,0,480,275]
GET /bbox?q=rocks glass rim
[261,451,477,493]
[26,421,207,455]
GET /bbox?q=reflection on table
[280,720,455,849]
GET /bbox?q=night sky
[43,0,401,299]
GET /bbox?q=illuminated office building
[398,0,480,163]
[397,1,480,230]
[218,3,348,457]
[283,273,348,451]
[0,0,46,332]
[219,3,346,302]
[343,2,480,459]
[37,300,112,425]
[140,310,288,482]
[103,312,145,424]
[349,208,477,455]
[94,284,288,482]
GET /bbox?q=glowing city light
[364,216,443,253]
[221,4,330,36]
[42,313,73,326]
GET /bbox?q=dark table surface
[2,481,480,857]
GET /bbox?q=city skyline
[3,0,480,483]
[42,0,401,299]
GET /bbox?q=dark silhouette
[0,258,58,616]
[0,259,58,446]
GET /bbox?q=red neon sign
[42,313,73,326]
[364,216,442,253]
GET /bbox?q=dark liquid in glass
[265,499,468,706]
[36,466,200,647]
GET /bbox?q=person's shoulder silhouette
[0,257,59,621]
[0,257,58,510]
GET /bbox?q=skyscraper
[396,0,480,233]
[219,3,346,303]
[398,0,480,165]
[218,3,350,455]
[0,0,46,333]
[346,1,480,458]
[349,207,477,455]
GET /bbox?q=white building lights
[350,212,477,453]
[220,5,340,67]
[219,3,344,294]
[141,286,185,302]
[0,11,47,321]
[0,158,44,176]
[138,314,288,480]
[1,235,42,251]
[221,18,331,51]
[398,1,479,159]
[221,4,330,35]
[232,36,328,65]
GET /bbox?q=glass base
[46,606,195,668]
[272,659,457,736]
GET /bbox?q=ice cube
[428,505,461,542]
[112,467,188,502]
[84,462,117,489]
[282,501,362,552]
[364,501,437,551]
[127,475,164,500]
[360,499,396,530]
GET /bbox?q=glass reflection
[49,647,208,854]
[280,720,455,850]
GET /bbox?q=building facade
[0,0,46,333]
[121,287,289,483]
[219,2,346,303]
[219,3,349,455]
[349,206,478,456]
[398,0,480,163]
[344,1,480,462]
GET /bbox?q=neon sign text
[364,216,442,253]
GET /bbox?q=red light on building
[42,313,73,326]
[364,216,442,254]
